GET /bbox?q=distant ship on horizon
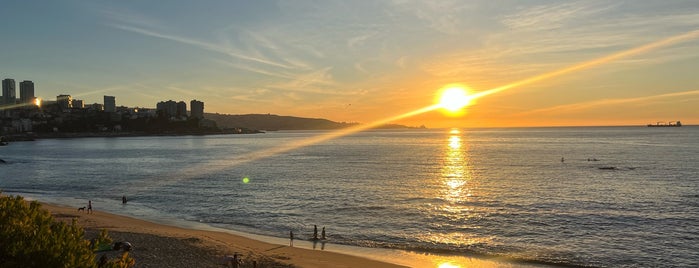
[647,121,682,127]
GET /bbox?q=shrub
[0,194,134,268]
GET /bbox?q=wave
[331,236,600,268]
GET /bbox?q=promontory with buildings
[1,77,419,141]
[0,77,253,139]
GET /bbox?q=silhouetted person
[231,253,239,268]
[289,230,294,246]
[313,225,318,240]
[321,227,326,240]
[561,157,565,163]
[88,200,93,214]
[122,195,127,204]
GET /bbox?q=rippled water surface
[2,127,698,267]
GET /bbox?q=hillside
[204,113,357,131]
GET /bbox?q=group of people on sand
[289,225,326,246]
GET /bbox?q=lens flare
[125,29,699,191]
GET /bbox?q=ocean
[1,126,698,267]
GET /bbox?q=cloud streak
[517,90,699,116]
[109,24,295,69]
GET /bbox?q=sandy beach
[43,202,405,268]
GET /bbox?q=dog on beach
[78,206,86,212]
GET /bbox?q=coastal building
[72,99,84,109]
[104,95,116,113]
[190,99,204,119]
[156,100,178,118]
[2,78,16,105]
[176,101,187,117]
[12,118,32,132]
[87,103,104,111]
[56,94,72,110]
[133,107,156,118]
[19,80,35,104]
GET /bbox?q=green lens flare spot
[242,177,250,184]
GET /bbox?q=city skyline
[1,77,201,112]
[2,1,699,128]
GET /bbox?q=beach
[43,202,405,268]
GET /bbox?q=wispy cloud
[109,24,295,69]
[390,0,474,35]
[501,1,616,31]
[419,1,699,92]
[517,90,699,116]
[213,58,356,96]
[494,1,699,59]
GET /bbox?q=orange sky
[2,1,699,128]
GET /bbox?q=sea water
[1,126,698,267]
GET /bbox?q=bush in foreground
[0,194,133,268]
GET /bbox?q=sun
[436,84,473,116]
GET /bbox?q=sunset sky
[1,0,698,128]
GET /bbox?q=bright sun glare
[437,85,473,115]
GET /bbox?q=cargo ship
[647,121,682,127]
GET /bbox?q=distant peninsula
[205,113,423,131]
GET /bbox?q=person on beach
[313,225,318,240]
[289,230,294,246]
[88,200,93,214]
[122,195,127,204]
[321,226,326,240]
[233,253,239,268]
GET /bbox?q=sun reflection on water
[441,128,471,203]
[448,136,461,150]
[417,128,491,250]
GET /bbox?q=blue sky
[2,0,698,127]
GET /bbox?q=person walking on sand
[313,225,318,240]
[289,230,294,246]
[321,226,326,240]
[87,200,93,214]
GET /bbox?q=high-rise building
[19,80,35,104]
[176,101,187,117]
[104,95,116,113]
[156,100,178,118]
[2,78,16,105]
[190,99,204,119]
[56,94,72,110]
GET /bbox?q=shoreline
[27,197,538,268]
[2,129,264,142]
[40,201,405,268]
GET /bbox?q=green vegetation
[0,194,134,268]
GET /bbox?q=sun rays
[121,28,699,189]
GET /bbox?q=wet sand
[43,202,405,268]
